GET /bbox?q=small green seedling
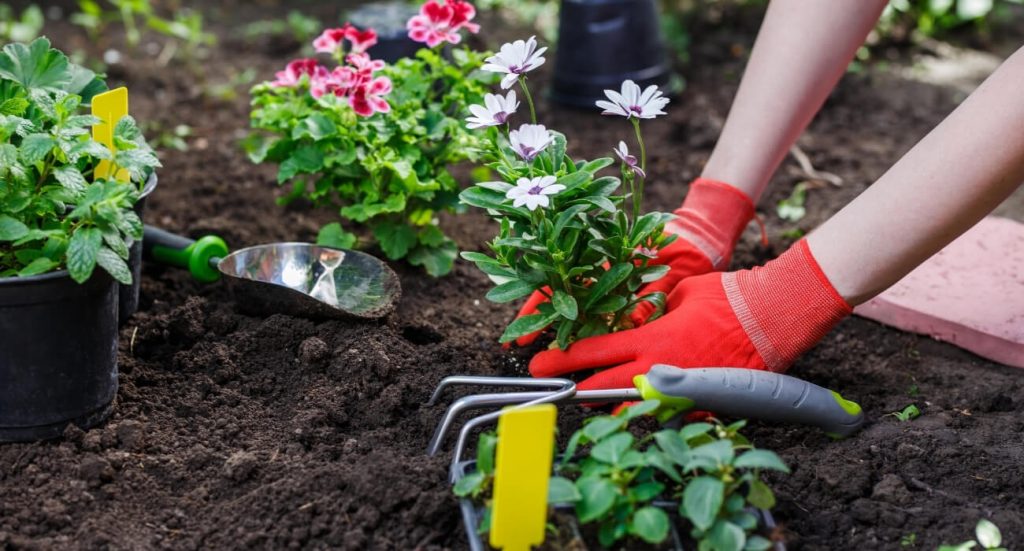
[890,404,921,422]
[937,519,1007,551]
[907,384,920,397]
[776,182,808,223]
[901,532,917,547]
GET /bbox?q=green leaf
[113,115,142,141]
[0,215,29,241]
[486,279,535,303]
[976,519,1002,548]
[499,310,558,343]
[0,38,71,93]
[409,241,458,277]
[373,222,418,259]
[654,429,690,464]
[630,506,670,544]
[316,222,357,249]
[53,166,87,193]
[679,422,714,442]
[581,416,625,442]
[639,264,670,283]
[278,145,324,182]
[591,432,633,465]
[548,476,581,504]
[682,476,724,531]
[746,479,776,510]
[585,263,633,308]
[477,432,497,475]
[0,97,29,115]
[618,399,660,420]
[734,450,790,473]
[19,133,54,163]
[96,246,131,284]
[551,290,578,320]
[744,535,774,551]
[687,440,735,470]
[589,294,628,314]
[66,226,102,283]
[66,62,106,102]
[453,471,486,497]
[293,113,337,141]
[17,256,57,276]
[575,477,617,523]
[708,519,746,551]
[630,481,665,502]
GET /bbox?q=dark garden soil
[2,2,1024,550]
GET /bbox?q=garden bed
[1,1,1023,549]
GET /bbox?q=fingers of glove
[576,361,652,392]
[528,332,639,378]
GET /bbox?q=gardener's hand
[508,178,756,347]
[529,240,851,390]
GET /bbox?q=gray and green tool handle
[142,225,229,283]
[640,365,865,437]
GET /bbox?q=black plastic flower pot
[453,461,784,551]
[0,270,119,442]
[551,0,670,108]
[119,171,159,325]
[348,1,422,63]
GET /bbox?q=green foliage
[880,0,1023,37]
[455,402,788,549]
[71,0,215,60]
[248,46,495,276]
[890,404,921,422]
[776,182,807,223]
[240,11,321,45]
[0,4,44,43]
[938,519,1007,551]
[0,37,159,283]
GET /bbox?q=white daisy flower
[596,79,669,119]
[465,91,520,129]
[509,123,553,161]
[505,175,565,211]
[613,140,645,178]
[482,36,547,90]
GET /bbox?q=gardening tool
[142,225,401,319]
[427,365,865,473]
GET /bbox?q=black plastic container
[551,0,670,108]
[348,2,421,63]
[454,461,784,551]
[0,270,119,442]
[119,172,159,324]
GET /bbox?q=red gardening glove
[508,178,756,347]
[529,239,852,391]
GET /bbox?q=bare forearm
[809,47,1024,305]
[701,0,887,201]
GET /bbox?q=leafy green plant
[0,4,44,43]
[938,519,1007,551]
[460,36,677,348]
[455,401,788,550]
[890,404,921,422]
[72,0,215,60]
[776,182,808,223]
[0,37,160,283]
[247,3,493,276]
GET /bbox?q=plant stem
[631,118,646,223]
[519,78,537,125]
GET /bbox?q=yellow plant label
[91,86,130,181]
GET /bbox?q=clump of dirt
[2,2,1023,550]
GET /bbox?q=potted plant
[346,1,422,63]
[246,0,495,276]
[454,401,788,550]
[0,37,160,442]
[460,34,675,347]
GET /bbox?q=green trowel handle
[637,365,865,438]
[142,225,229,283]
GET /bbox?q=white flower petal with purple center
[509,123,553,162]
[482,36,547,90]
[505,175,565,211]
[595,79,669,119]
[465,91,520,129]
[613,140,645,178]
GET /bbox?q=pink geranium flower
[272,58,321,87]
[313,26,351,54]
[345,27,378,54]
[350,77,392,117]
[407,0,478,47]
[347,52,385,76]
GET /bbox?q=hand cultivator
[428,365,864,475]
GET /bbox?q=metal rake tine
[427,375,574,406]
[427,390,558,456]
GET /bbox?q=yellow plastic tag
[91,86,130,182]
[489,404,556,551]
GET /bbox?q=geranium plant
[459,35,677,347]
[454,401,788,550]
[0,37,159,283]
[246,0,495,276]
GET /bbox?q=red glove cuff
[723,239,852,372]
[667,178,756,270]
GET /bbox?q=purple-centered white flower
[509,123,553,161]
[506,175,564,211]
[596,79,669,119]
[482,36,547,90]
[465,91,520,129]
[613,140,645,178]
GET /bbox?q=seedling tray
[453,461,785,551]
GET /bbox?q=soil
[2,2,1024,550]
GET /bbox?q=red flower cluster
[407,0,479,48]
[313,24,378,55]
[271,25,391,117]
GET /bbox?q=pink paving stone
[854,216,1024,368]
